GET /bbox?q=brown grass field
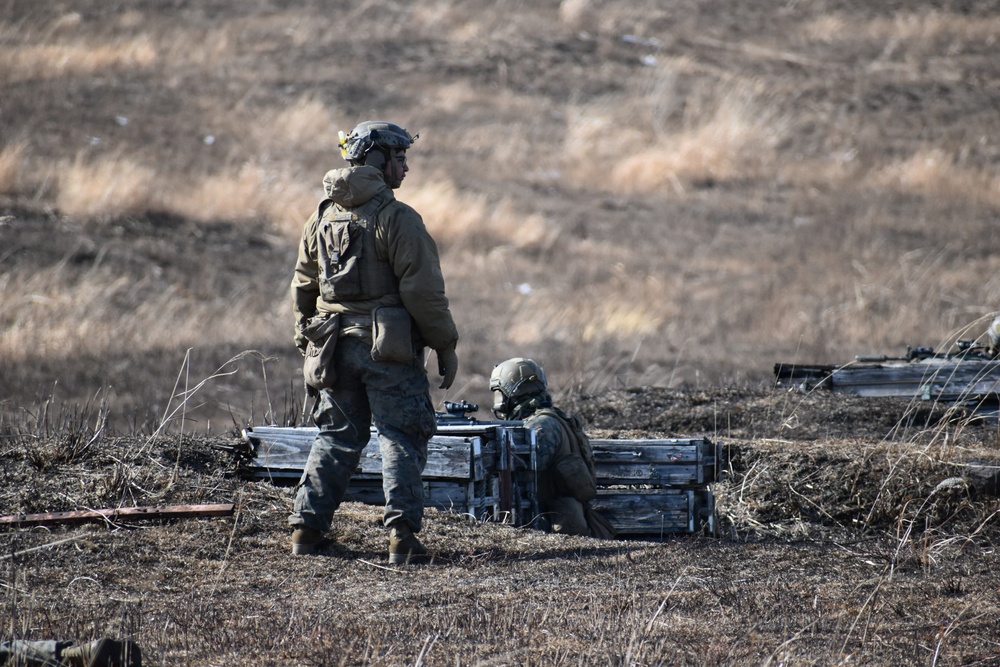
[2,1,1000,664]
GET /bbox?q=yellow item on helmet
[338,130,348,159]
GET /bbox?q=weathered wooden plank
[248,429,718,482]
[246,427,482,480]
[591,489,695,534]
[0,503,235,528]
[821,361,1000,400]
[356,438,476,479]
[776,358,1000,402]
[591,438,713,462]
[832,363,996,389]
[595,463,702,486]
[591,438,718,485]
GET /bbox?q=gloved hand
[435,344,458,390]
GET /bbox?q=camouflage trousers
[0,641,66,666]
[288,336,436,533]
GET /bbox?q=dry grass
[55,154,156,219]
[876,148,1000,209]
[0,141,26,194]
[865,11,1000,43]
[0,256,291,362]
[801,10,1000,44]
[2,15,1000,661]
[0,36,156,84]
[593,78,788,194]
[408,178,557,253]
[3,389,1000,666]
[158,162,316,231]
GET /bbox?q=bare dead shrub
[9,392,110,471]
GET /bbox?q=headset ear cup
[364,150,387,170]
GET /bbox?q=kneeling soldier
[490,358,615,539]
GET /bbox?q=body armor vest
[316,192,399,302]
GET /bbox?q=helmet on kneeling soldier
[489,357,549,420]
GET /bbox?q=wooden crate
[591,487,715,536]
[244,425,719,536]
[246,425,508,520]
[591,437,719,487]
[588,437,720,537]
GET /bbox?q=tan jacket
[292,166,459,352]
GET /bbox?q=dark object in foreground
[775,341,1000,419]
[0,503,235,528]
[244,402,720,538]
[0,638,140,667]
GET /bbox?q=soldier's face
[384,149,408,189]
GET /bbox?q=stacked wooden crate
[245,424,514,521]
[589,437,719,536]
[244,421,720,537]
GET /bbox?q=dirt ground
[3,389,1000,666]
[3,0,1000,664]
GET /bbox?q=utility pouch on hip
[371,306,414,363]
[302,314,341,389]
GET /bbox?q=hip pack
[301,314,341,389]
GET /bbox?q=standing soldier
[489,358,616,539]
[288,120,459,564]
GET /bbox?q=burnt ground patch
[3,387,1000,665]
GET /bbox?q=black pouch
[371,306,414,363]
[302,314,341,389]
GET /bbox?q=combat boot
[61,638,140,667]
[291,526,324,555]
[388,523,429,565]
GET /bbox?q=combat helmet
[339,120,417,165]
[490,357,548,420]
